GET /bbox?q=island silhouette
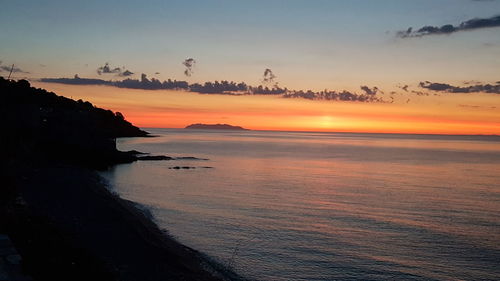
[185,123,248,130]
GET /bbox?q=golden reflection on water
[103,129,500,280]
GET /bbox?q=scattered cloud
[96,62,134,76]
[120,70,134,77]
[97,62,121,75]
[262,68,277,85]
[182,58,196,76]
[411,90,430,96]
[397,84,409,92]
[397,14,500,38]
[0,61,29,73]
[419,81,500,94]
[360,86,379,95]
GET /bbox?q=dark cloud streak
[419,81,500,94]
[40,75,383,103]
[283,89,382,102]
[397,14,500,38]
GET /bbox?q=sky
[1,0,500,134]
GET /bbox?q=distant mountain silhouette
[185,123,248,130]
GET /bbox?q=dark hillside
[0,78,235,281]
[0,77,148,168]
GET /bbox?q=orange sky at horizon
[33,82,500,136]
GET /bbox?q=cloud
[397,14,500,38]
[182,58,196,76]
[0,61,29,73]
[0,65,26,73]
[283,89,383,102]
[411,90,430,96]
[40,75,383,103]
[463,80,482,85]
[41,76,111,86]
[419,81,500,94]
[191,81,249,94]
[97,62,133,76]
[360,86,379,95]
[397,84,409,92]
[120,70,134,76]
[459,104,497,109]
[262,68,276,84]
[97,62,120,75]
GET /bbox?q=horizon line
[141,127,500,138]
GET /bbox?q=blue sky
[1,0,499,90]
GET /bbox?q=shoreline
[99,169,246,281]
[6,164,244,281]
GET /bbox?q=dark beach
[0,77,242,281]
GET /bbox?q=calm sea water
[101,129,500,281]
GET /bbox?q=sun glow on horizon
[33,82,500,136]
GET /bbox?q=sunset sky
[1,0,500,134]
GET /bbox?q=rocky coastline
[0,77,242,281]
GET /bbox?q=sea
[101,128,500,281]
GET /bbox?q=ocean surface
[101,128,500,281]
